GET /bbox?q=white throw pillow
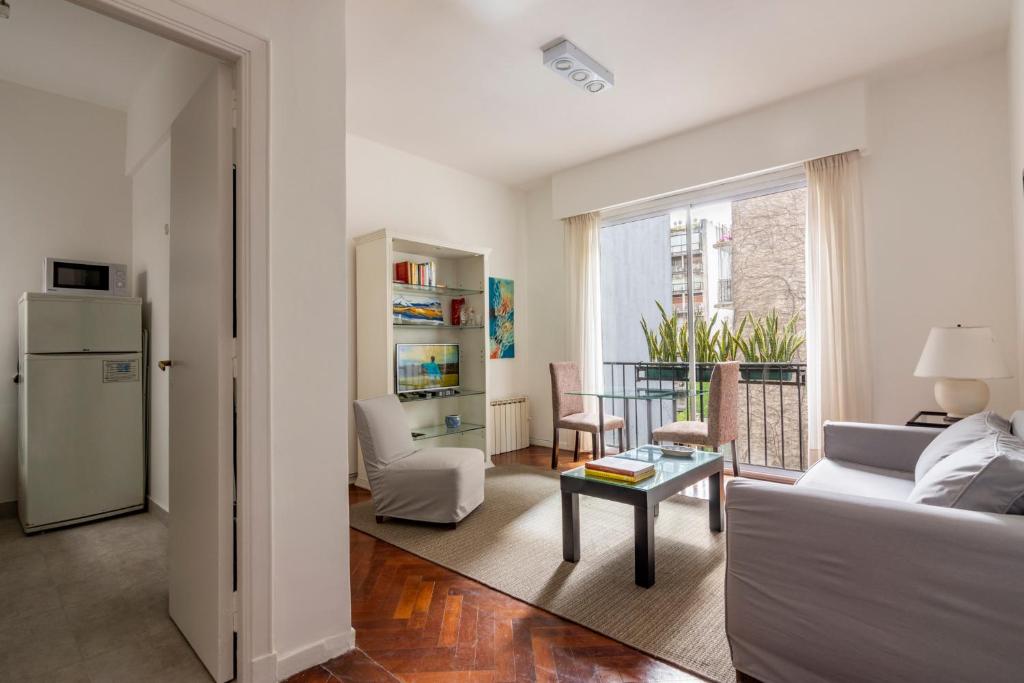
[914,411,1009,482]
[1011,410,1024,439]
[908,432,1024,514]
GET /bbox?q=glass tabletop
[566,387,705,400]
[561,445,723,491]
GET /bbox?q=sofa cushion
[914,411,1009,482]
[908,433,1024,514]
[797,458,915,502]
[374,447,485,523]
[1011,410,1024,438]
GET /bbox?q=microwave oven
[44,258,130,297]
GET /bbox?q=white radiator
[488,397,530,455]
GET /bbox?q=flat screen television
[395,343,460,394]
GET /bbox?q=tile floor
[0,512,211,682]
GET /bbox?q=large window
[599,167,809,471]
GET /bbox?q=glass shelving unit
[393,322,484,330]
[398,389,485,403]
[411,422,485,441]
[393,282,483,297]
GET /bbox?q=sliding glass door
[600,168,810,473]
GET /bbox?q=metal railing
[602,361,808,473]
[718,278,733,304]
[714,224,732,245]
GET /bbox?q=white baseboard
[249,651,278,683]
[147,496,169,526]
[353,476,370,490]
[275,627,356,681]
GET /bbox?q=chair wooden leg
[551,427,559,469]
[573,431,581,462]
[731,439,740,477]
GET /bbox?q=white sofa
[726,419,1024,683]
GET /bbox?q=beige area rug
[349,465,733,682]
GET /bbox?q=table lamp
[914,325,1011,418]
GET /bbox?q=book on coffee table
[584,457,655,484]
[584,468,656,484]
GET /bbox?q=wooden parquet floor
[287,446,721,683]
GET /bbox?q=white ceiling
[346,0,1012,186]
[0,0,171,111]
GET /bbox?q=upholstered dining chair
[549,361,625,469]
[653,361,742,476]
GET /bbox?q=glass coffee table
[560,445,724,588]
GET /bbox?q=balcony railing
[602,361,808,474]
[713,224,733,247]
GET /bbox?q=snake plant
[640,304,802,363]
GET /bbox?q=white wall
[862,50,1018,421]
[131,1,353,679]
[525,48,1020,442]
[131,137,171,513]
[550,79,867,219]
[345,134,528,474]
[1010,0,1024,404]
[126,42,216,175]
[0,79,132,504]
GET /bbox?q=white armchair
[353,395,484,526]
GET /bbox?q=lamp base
[934,378,989,418]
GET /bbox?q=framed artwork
[488,277,514,358]
[393,294,444,325]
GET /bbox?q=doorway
[0,1,268,680]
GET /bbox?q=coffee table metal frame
[560,446,724,588]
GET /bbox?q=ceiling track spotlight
[542,39,613,94]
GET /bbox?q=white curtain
[563,211,604,451]
[805,151,873,460]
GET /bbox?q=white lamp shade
[914,326,1011,379]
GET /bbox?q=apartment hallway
[290,446,716,683]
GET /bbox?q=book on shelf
[584,468,655,484]
[393,259,437,287]
[585,456,655,477]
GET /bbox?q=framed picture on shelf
[393,294,444,325]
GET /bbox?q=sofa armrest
[725,479,1024,683]
[822,420,938,473]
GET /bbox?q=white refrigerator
[18,292,145,532]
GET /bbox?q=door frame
[71,2,273,681]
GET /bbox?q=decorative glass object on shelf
[461,306,481,328]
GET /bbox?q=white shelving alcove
[354,229,491,489]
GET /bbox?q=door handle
[158,360,173,372]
